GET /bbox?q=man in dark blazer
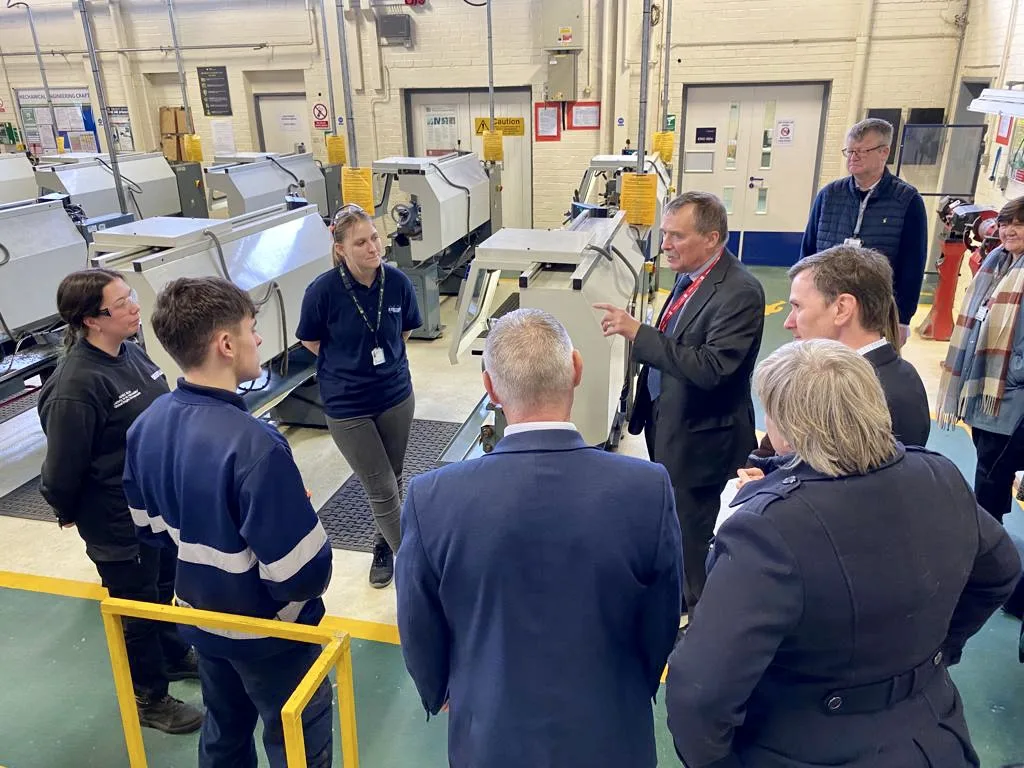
[785,245,930,446]
[597,191,765,611]
[395,308,682,768]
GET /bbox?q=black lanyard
[338,264,386,343]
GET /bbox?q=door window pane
[760,100,776,170]
[756,187,769,214]
[726,103,740,170]
[722,186,735,214]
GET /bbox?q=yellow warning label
[652,131,675,164]
[342,167,375,214]
[620,173,658,227]
[482,130,503,162]
[474,117,525,137]
[327,134,347,166]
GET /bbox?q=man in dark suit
[596,191,765,611]
[785,245,930,446]
[395,308,682,768]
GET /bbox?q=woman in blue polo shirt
[297,205,422,588]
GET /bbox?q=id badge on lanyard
[339,264,387,366]
[845,188,873,249]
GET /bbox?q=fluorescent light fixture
[969,89,1024,118]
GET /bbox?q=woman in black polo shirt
[37,269,202,733]
[298,205,422,587]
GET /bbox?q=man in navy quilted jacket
[801,118,928,344]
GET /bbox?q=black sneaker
[166,647,200,681]
[369,538,394,589]
[136,694,203,734]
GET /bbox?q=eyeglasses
[842,144,887,158]
[99,288,139,317]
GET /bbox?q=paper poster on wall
[425,105,459,156]
[37,123,57,151]
[279,113,300,133]
[535,102,561,141]
[211,118,236,156]
[567,102,600,130]
[108,107,134,152]
[55,106,85,132]
[997,114,1014,146]
[34,108,54,126]
[695,127,717,144]
[775,119,795,146]
[69,131,98,152]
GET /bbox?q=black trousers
[972,425,1024,524]
[93,542,190,699]
[645,402,727,612]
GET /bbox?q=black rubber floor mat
[0,477,55,523]
[317,418,461,552]
[0,389,40,426]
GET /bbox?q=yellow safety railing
[102,598,359,768]
[0,572,367,768]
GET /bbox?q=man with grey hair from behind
[395,308,682,768]
[801,117,928,344]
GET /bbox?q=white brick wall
[0,0,982,224]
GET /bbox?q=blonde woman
[297,205,422,588]
[667,339,1020,768]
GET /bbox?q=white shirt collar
[857,338,889,355]
[855,176,882,193]
[503,421,579,436]
[687,251,721,280]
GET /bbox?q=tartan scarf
[938,247,1024,429]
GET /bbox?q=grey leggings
[325,393,415,553]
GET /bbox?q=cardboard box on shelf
[161,134,183,162]
[159,106,187,135]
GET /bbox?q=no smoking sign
[312,102,329,130]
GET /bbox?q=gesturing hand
[593,303,641,341]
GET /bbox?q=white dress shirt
[503,421,578,436]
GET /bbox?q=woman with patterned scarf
[938,196,1024,524]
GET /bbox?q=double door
[681,84,826,265]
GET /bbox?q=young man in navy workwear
[123,277,334,768]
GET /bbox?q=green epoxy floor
[2,585,1024,767]
[4,268,1024,767]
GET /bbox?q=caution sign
[474,117,525,137]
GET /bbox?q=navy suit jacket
[396,428,682,768]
